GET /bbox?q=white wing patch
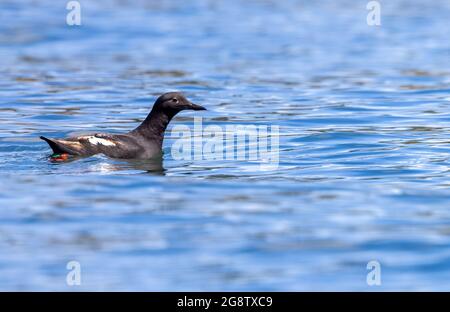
[87,136,116,146]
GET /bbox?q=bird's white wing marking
[87,136,116,146]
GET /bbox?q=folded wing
[40,133,142,158]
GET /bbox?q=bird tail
[40,136,74,155]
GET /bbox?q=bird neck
[133,108,177,145]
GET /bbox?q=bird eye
[172,98,178,103]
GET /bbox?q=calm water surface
[0,0,450,290]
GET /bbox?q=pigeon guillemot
[40,92,206,160]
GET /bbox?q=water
[0,0,449,290]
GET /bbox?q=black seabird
[40,92,206,160]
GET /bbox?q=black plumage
[40,92,206,159]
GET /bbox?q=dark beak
[189,102,207,111]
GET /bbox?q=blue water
[0,0,449,290]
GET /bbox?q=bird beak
[188,102,207,111]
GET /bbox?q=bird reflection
[120,157,165,175]
[93,157,165,175]
[47,154,165,175]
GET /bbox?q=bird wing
[41,133,119,156]
[79,133,143,158]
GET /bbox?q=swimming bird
[40,92,206,160]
